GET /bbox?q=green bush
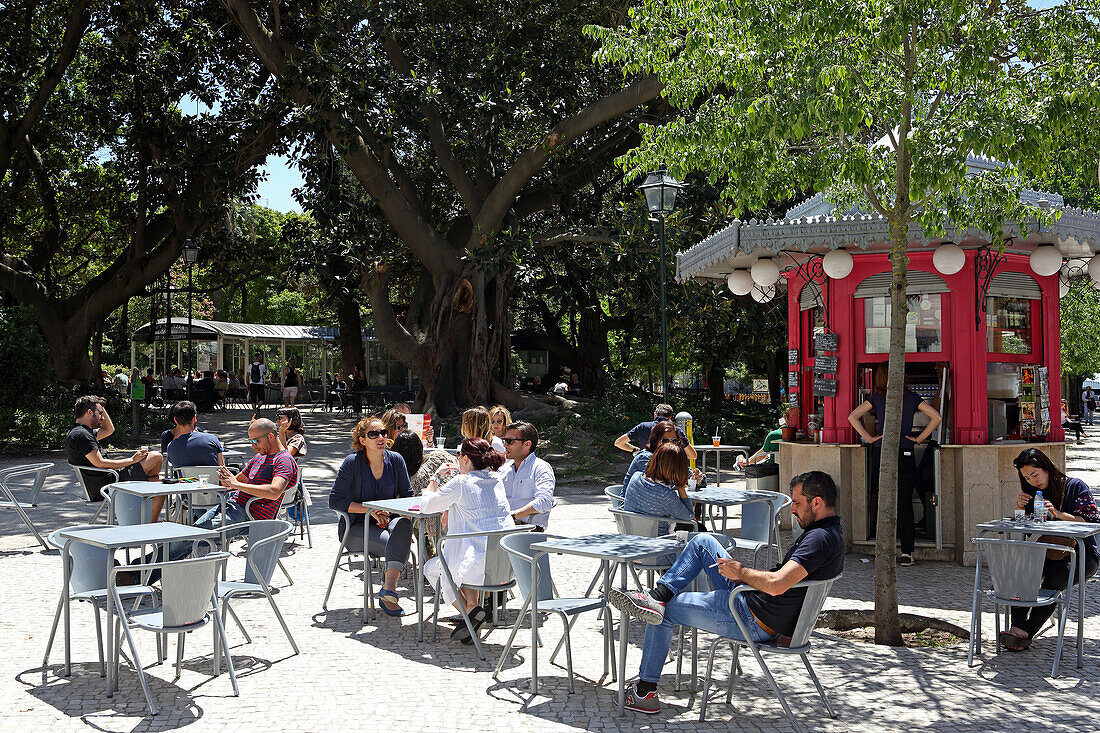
[0,381,151,454]
[0,306,50,409]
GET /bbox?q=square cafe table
[691,444,751,485]
[527,533,683,715]
[106,480,230,526]
[976,518,1100,668]
[55,523,218,695]
[690,486,786,534]
[358,496,442,642]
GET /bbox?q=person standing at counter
[847,368,941,567]
[1001,448,1100,651]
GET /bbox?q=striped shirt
[233,451,298,520]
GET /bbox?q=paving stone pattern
[1,410,1099,731]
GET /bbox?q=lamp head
[182,237,199,265]
[638,170,684,215]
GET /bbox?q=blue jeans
[170,500,252,560]
[639,534,776,683]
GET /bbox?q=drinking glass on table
[711,436,720,447]
[198,474,209,490]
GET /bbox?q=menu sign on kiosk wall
[813,376,838,397]
[1019,366,1038,436]
[789,370,799,389]
[788,349,799,365]
[814,332,839,352]
[814,356,838,373]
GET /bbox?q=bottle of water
[1034,491,1045,523]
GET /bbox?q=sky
[256,155,304,213]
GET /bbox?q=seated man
[608,470,844,715]
[66,395,166,519]
[615,403,698,461]
[736,418,786,469]
[499,421,555,531]
[166,401,224,469]
[193,371,217,412]
[205,418,297,526]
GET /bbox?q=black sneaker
[624,682,661,714]
[451,605,487,643]
[606,589,665,625]
[898,553,915,567]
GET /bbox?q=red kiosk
[676,157,1100,564]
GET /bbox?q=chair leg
[175,632,186,680]
[726,642,738,704]
[321,544,350,611]
[211,599,239,696]
[492,595,530,680]
[698,636,722,722]
[802,652,835,717]
[1053,597,1071,678]
[561,612,575,694]
[302,503,313,548]
[43,588,65,671]
[675,626,684,691]
[277,558,293,586]
[92,606,106,678]
[261,584,299,655]
[747,644,799,730]
[118,614,156,715]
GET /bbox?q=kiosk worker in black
[847,366,941,566]
[1001,448,1100,651]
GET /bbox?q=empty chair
[968,537,1077,677]
[698,575,841,732]
[110,552,238,714]
[102,486,154,526]
[70,464,117,522]
[0,463,50,549]
[734,495,793,568]
[214,520,299,658]
[493,532,603,692]
[174,466,225,523]
[43,526,157,677]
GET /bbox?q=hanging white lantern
[1088,254,1100,285]
[932,243,965,275]
[726,270,754,296]
[750,284,777,303]
[1029,245,1062,277]
[750,257,780,286]
[822,248,854,279]
[1060,274,1071,298]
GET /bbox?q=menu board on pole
[813,377,837,397]
[788,349,799,365]
[814,332,839,352]
[788,370,799,389]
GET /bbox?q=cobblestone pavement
[2,410,1100,732]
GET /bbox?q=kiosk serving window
[863,294,943,353]
[986,297,1032,354]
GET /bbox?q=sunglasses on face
[248,432,272,444]
[658,437,678,445]
[365,429,385,439]
[502,437,527,445]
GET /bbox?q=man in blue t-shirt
[608,470,844,715]
[614,403,697,461]
[166,401,224,468]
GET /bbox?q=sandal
[999,631,1030,651]
[451,605,487,643]
[378,588,404,617]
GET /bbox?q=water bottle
[1034,491,1045,523]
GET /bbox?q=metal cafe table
[975,517,1100,668]
[690,486,786,533]
[523,533,683,715]
[53,523,218,695]
[106,480,230,526]
[691,443,751,485]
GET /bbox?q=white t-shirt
[553,381,568,395]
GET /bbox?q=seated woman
[1062,398,1085,444]
[329,416,414,617]
[1002,448,1100,651]
[623,421,705,494]
[391,430,458,496]
[419,437,513,643]
[462,406,505,454]
[488,405,512,444]
[380,408,409,442]
[623,442,696,535]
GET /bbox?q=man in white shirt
[500,421,556,531]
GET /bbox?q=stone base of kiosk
[777,441,1065,566]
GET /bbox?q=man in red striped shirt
[202,418,297,525]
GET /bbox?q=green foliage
[0,306,49,409]
[1061,279,1100,376]
[0,382,145,453]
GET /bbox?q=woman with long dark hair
[1001,448,1100,650]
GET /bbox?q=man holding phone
[607,470,844,715]
[198,417,297,527]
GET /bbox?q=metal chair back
[71,465,116,503]
[787,575,839,649]
[174,466,225,508]
[604,484,625,508]
[0,463,51,505]
[48,526,112,595]
[500,532,554,603]
[608,506,695,536]
[976,537,1063,604]
[741,495,792,545]
[161,557,220,627]
[484,527,526,587]
[102,487,152,526]
[242,520,294,586]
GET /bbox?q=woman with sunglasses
[462,406,505,454]
[418,437,513,643]
[1000,448,1100,651]
[489,405,512,440]
[623,422,705,495]
[328,416,414,616]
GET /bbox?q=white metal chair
[733,495,793,568]
[70,464,117,522]
[968,537,1076,677]
[101,486,155,526]
[0,463,50,549]
[608,506,698,587]
[212,520,299,658]
[110,552,238,715]
[698,575,841,732]
[173,466,225,523]
[493,532,603,692]
[244,487,297,586]
[321,510,400,618]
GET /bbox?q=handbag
[1039,487,1074,561]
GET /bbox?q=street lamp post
[182,237,199,399]
[638,170,683,397]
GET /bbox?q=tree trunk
[707,363,724,414]
[873,218,909,647]
[766,349,781,405]
[577,307,611,396]
[335,293,365,380]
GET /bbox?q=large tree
[592,0,1100,643]
[217,0,667,414]
[0,0,284,381]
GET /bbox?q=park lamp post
[639,169,683,397]
[182,236,199,399]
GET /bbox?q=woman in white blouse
[419,437,514,643]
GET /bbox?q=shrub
[0,306,50,409]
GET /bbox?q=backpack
[250,362,263,383]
